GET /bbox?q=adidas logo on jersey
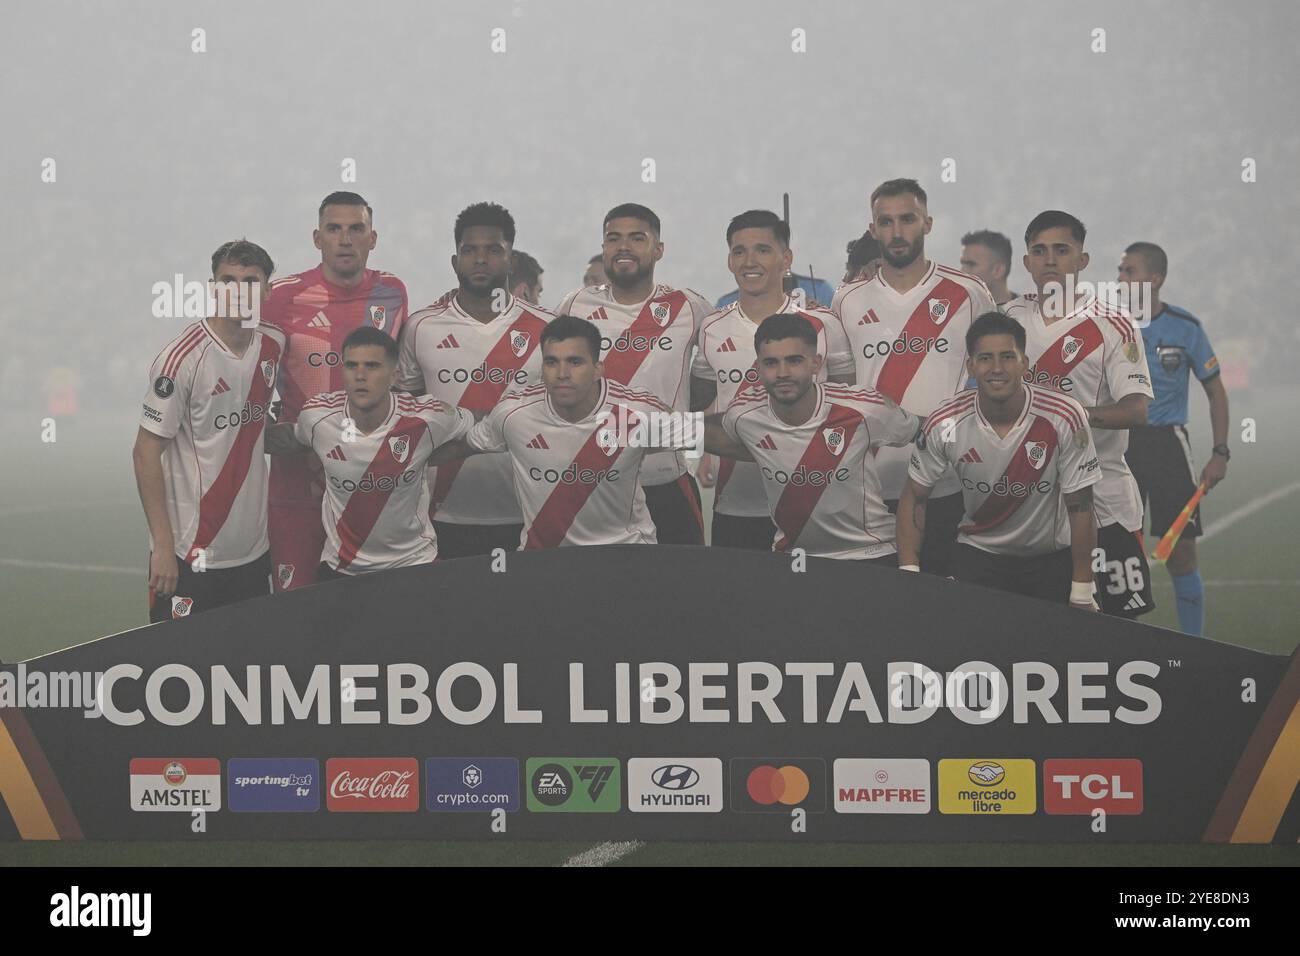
[757,434,777,450]
[437,334,460,350]
[327,445,347,461]
[210,377,231,396]
[959,447,983,464]
[307,312,331,329]
[716,337,738,353]
[858,309,881,325]
[588,307,610,322]
[526,434,550,450]
[1123,593,1147,611]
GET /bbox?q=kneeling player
[267,327,473,578]
[703,314,922,562]
[430,316,687,548]
[897,313,1102,608]
[134,240,283,622]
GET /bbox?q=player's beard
[607,258,653,290]
[882,235,923,270]
[456,267,509,302]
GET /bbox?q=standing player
[510,250,544,306]
[832,179,996,574]
[554,204,714,544]
[704,314,921,561]
[1119,241,1229,635]
[1003,211,1155,619]
[133,240,284,621]
[582,254,605,290]
[960,230,1020,307]
[429,316,688,549]
[261,192,408,592]
[898,313,1102,608]
[843,231,883,285]
[691,210,855,550]
[397,203,553,558]
[267,328,473,577]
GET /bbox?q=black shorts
[711,512,777,550]
[886,491,963,576]
[952,543,1072,604]
[1125,425,1202,541]
[148,551,271,623]
[1093,522,1156,618]
[433,521,524,558]
[644,474,705,545]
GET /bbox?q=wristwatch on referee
[1211,444,1231,461]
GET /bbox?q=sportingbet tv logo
[525,757,621,812]
[151,273,262,326]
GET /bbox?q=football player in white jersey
[703,314,922,561]
[133,240,283,622]
[832,179,996,576]
[554,204,714,545]
[960,230,1020,308]
[691,209,856,549]
[1003,211,1155,619]
[429,316,699,549]
[267,327,473,577]
[396,203,553,559]
[897,312,1101,608]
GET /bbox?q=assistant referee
[1118,242,1229,637]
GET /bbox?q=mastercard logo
[746,765,811,806]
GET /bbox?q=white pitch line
[561,840,645,867]
[0,557,138,576]
[1200,480,1300,541]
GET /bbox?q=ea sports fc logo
[329,468,420,493]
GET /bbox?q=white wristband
[899,564,920,573]
[1070,580,1095,603]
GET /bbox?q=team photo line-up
[132,178,1230,636]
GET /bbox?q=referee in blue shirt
[1119,242,1230,636]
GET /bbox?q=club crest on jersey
[823,426,847,456]
[650,301,672,326]
[368,305,387,330]
[260,359,276,387]
[1024,440,1047,470]
[388,434,411,464]
[928,298,951,324]
[277,563,295,588]
[510,330,531,358]
[1061,335,1083,364]
[597,427,620,456]
[170,596,193,619]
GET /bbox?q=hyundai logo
[651,765,699,791]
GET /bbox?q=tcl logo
[307,351,343,368]
[325,758,419,812]
[213,402,269,430]
[861,335,948,360]
[1043,759,1143,815]
[600,332,673,354]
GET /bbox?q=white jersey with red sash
[721,383,921,559]
[691,295,855,518]
[295,392,473,572]
[554,283,712,485]
[466,379,670,548]
[1004,293,1154,531]
[832,262,995,500]
[141,320,284,567]
[909,384,1102,557]
[396,294,553,525]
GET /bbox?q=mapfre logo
[834,758,931,814]
[325,758,419,812]
[1044,759,1143,815]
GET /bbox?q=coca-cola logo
[330,769,413,800]
[325,759,420,812]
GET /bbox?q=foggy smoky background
[1,0,1296,415]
